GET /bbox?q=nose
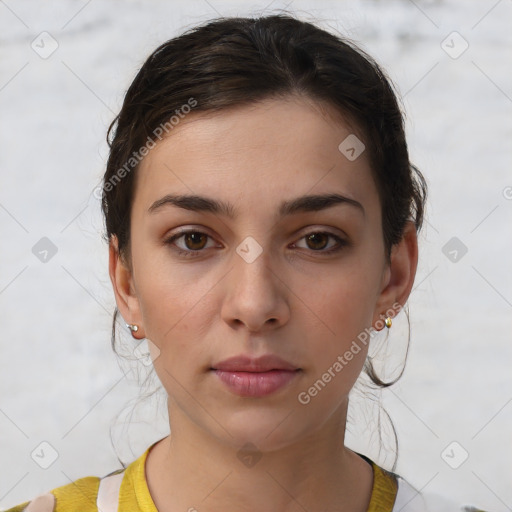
[220,241,291,333]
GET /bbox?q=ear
[372,221,418,329]
[109,235,145,339]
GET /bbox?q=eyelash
[164,229,348,258]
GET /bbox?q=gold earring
[385,317,392,328]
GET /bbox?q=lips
[212,354,299,372]
[211,354,301,397]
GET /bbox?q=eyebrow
[147,192,365,218]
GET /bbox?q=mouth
[211,354,300,372]
[211,368,301,397]
[210,354,301,397]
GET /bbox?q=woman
[8,13,438,512]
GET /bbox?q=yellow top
[5,441,398,512]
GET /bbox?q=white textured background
[1,0,511,510]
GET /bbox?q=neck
[145,398,373,512]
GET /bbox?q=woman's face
[111,96,404,451]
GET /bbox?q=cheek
[139,283,209,350]
[297,264,380,343]
[134,259,219,369]
[294,287,370,422]
[293,262,380,389]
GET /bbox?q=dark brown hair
[101,13,427,467]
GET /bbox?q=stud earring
[125,323,139,332]
[385,317,392,328]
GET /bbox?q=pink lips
[211,354,301,397]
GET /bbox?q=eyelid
[164,227,219,253]
[295,224,348,239]
[290,231,348,256]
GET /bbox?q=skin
[109,95,418,512]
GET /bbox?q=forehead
[132,97,379,221]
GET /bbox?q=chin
[213,408,315,453]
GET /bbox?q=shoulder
[4,441,158,512]
[364,459,444,512]
[393,475,486,512]
[2,473,118,512]
[392,476,428,511]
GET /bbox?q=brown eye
[165,230,215,258]
[305,232,330,250]
[294,231,347,254]
[182,232,208,250]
